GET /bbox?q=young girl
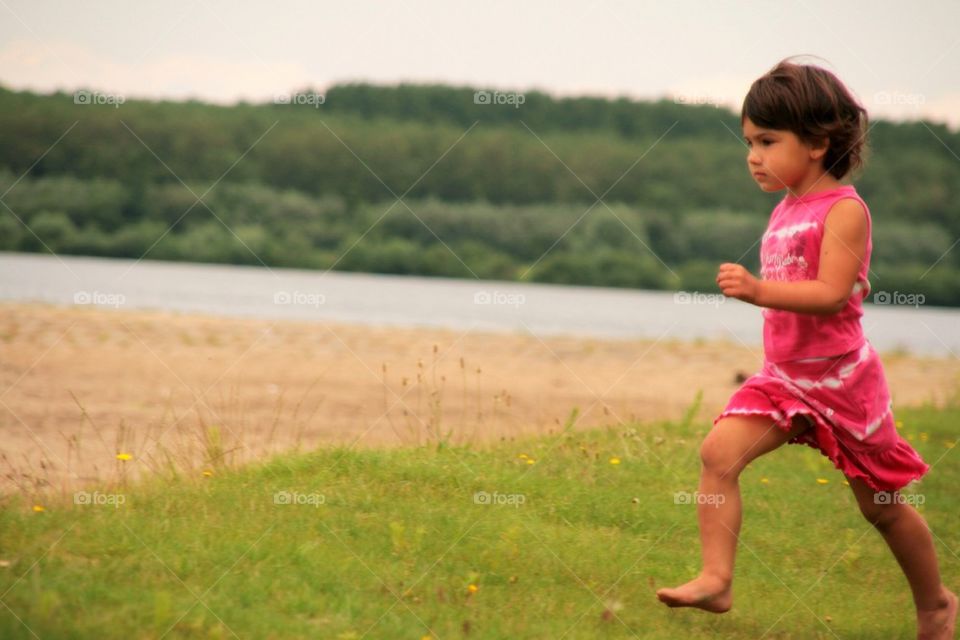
[655,59,957,639]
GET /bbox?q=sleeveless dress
[714,184,929,492]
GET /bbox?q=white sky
[0,0,958,128]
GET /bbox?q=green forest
[1,83,958,305]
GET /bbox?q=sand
[1,302,957,495]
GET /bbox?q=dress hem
[714,406,929,493]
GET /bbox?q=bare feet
[655,573,732,613]
[917,587,957,640]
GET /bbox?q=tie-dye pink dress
[715,184,929,492]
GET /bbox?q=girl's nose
[747,151,761,166]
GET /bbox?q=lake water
[1,251,957,358]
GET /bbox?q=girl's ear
[808,136,829,161]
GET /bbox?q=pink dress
[715,184,929,492]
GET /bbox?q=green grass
[1,403,958,640]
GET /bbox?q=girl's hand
[716,263,760,304]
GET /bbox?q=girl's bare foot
[655,573,732,613]
[917,587,957,640]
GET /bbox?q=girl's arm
[716,199,868,315]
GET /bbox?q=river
[1,251,957,357]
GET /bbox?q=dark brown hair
[741,58,868,179]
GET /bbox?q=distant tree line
[1,83,957,306]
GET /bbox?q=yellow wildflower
[609,457,621,465]
[467,584,478,595]
[760,477,769,484]
[32,505,45,512]
[816,478,829,485]
[116,453,132,461]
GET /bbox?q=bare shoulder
[824,197,867,234]
[820,197,868,264]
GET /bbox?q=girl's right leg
[656,414,810,612]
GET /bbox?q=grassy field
[1,400,958,640]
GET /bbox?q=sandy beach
[2,302,958,495]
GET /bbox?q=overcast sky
[1,0,958,128]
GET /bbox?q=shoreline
[2,301,957,495]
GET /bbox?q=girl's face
[742,117,828,193]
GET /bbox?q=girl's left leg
[846,475,957,639]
